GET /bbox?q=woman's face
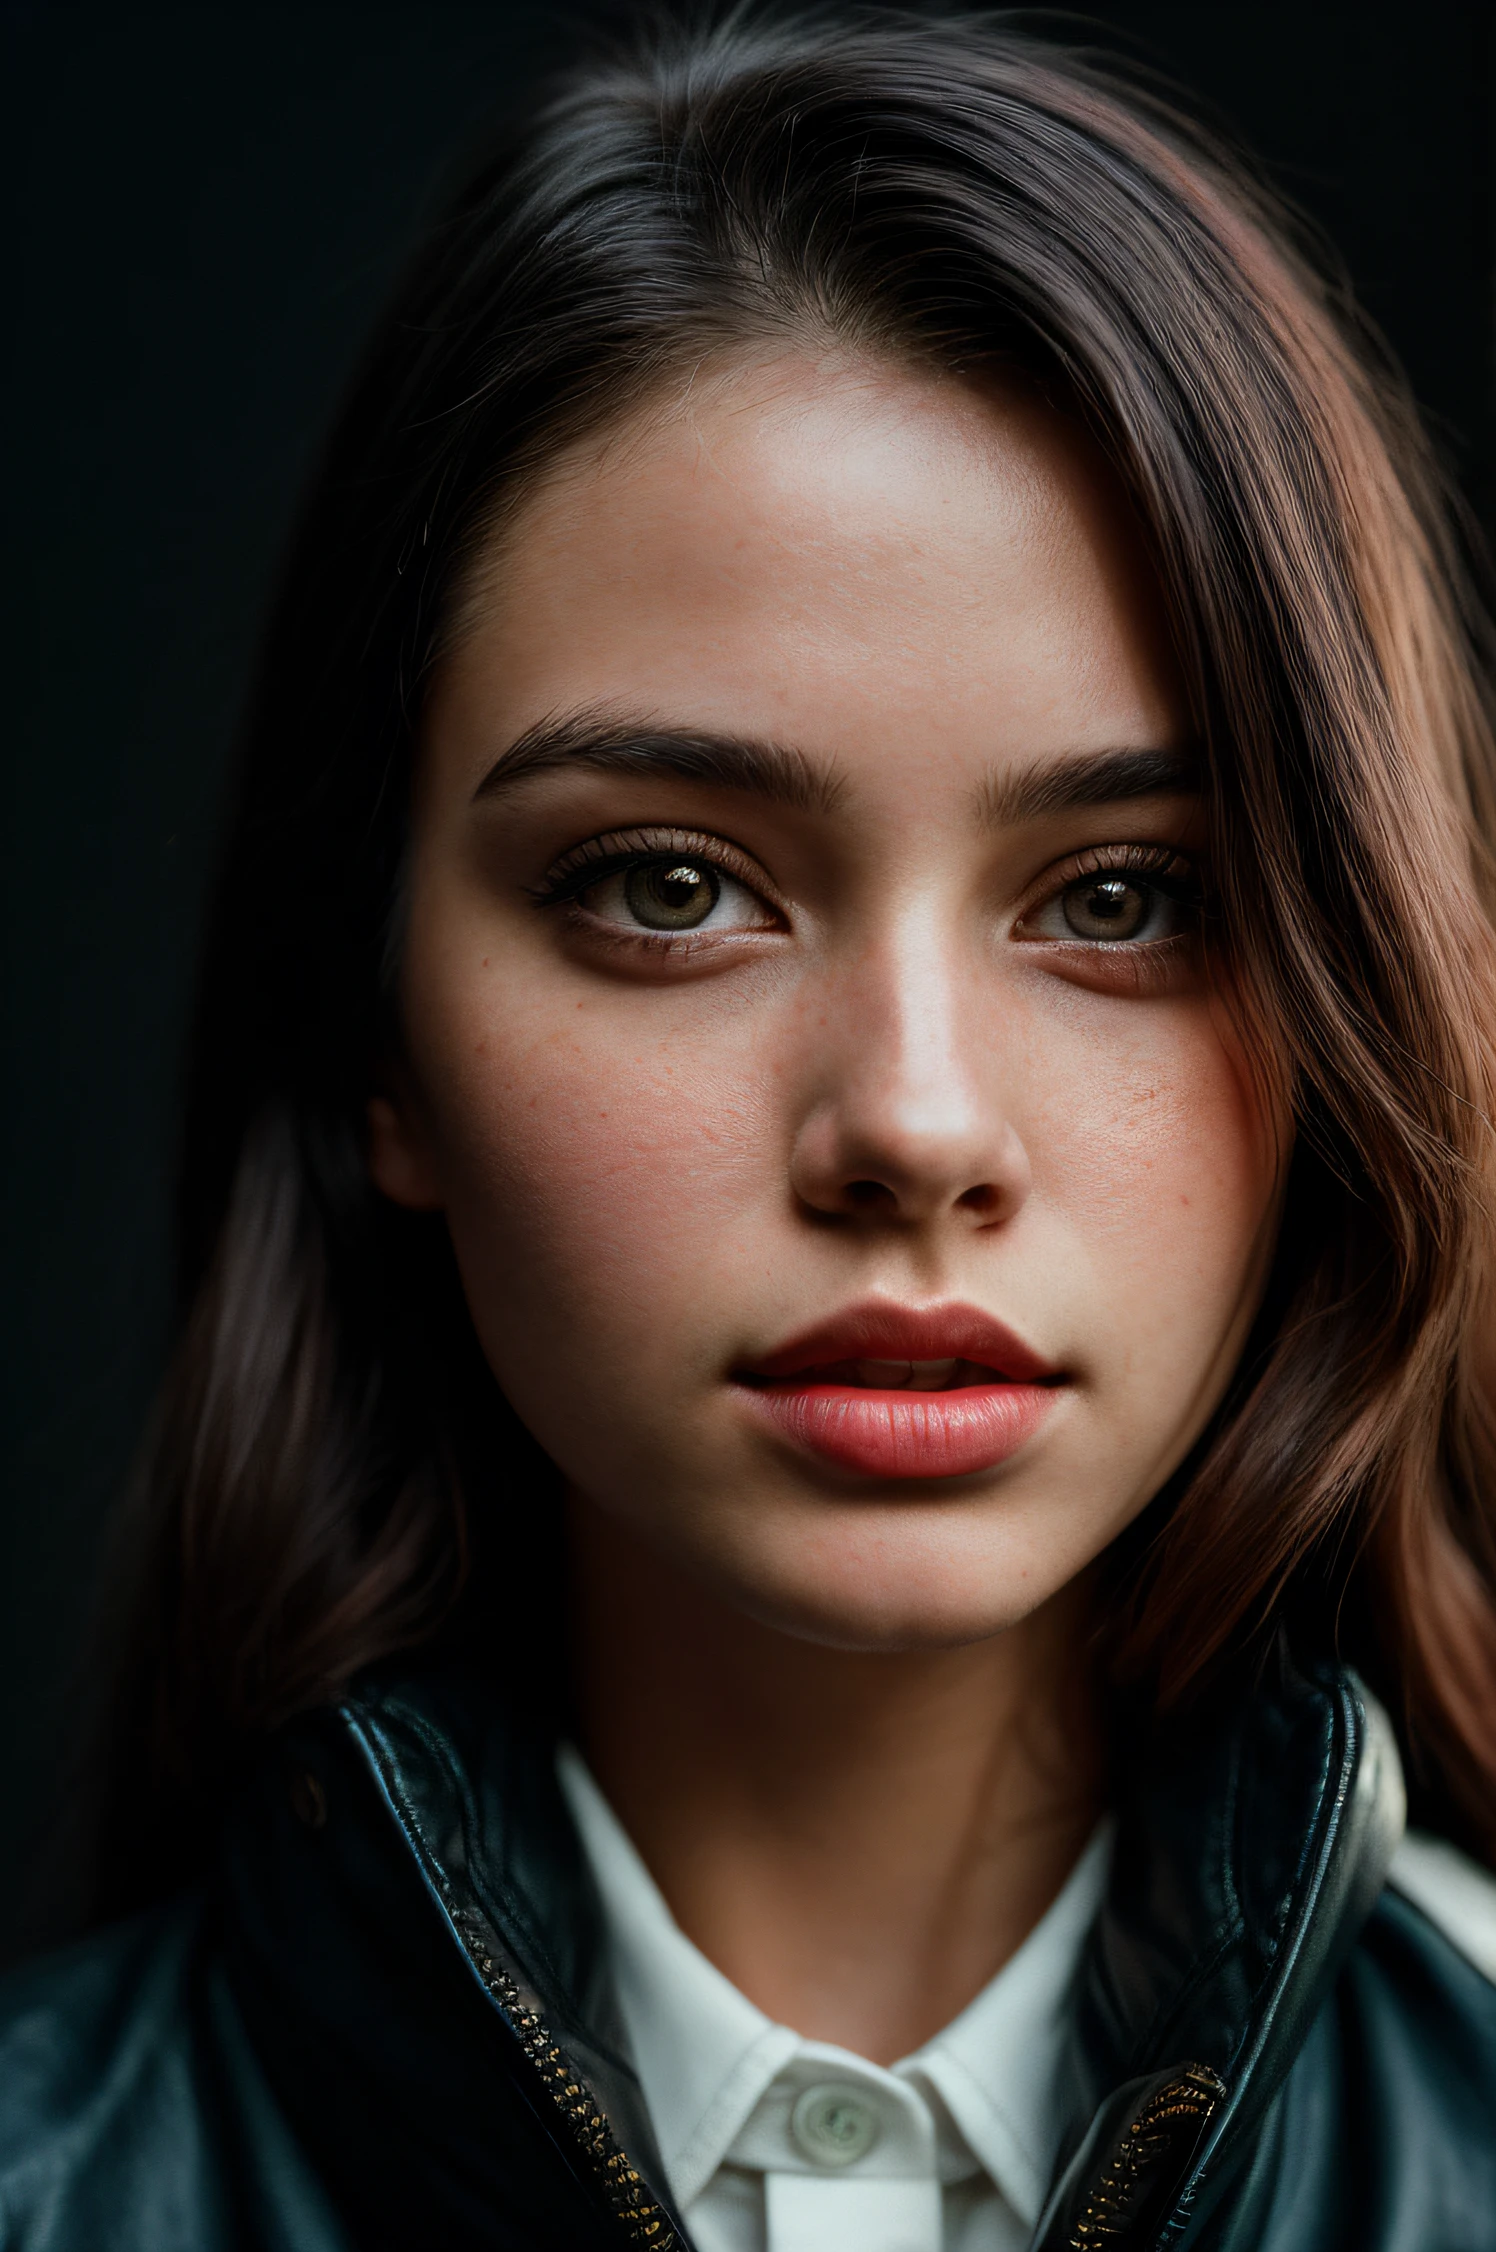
[374,354,1285,1650]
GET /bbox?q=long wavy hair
[81,7,1496,1917]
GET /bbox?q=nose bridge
[793,894,1025,1222]
[850,903,974,1131]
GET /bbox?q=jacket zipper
[1057,2065,1225,2250]
[449,1899,686,2248]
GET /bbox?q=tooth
[908,1359,960,1390]
[855,1359,913,1388]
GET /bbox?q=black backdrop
[5,1,1492,1943]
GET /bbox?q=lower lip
[741,1381,1059,1480]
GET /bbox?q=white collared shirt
[557,1746,1112,2252]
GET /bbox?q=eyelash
[528,827,775,914]
[1024,841,1202,922]
[529,831,1204,951]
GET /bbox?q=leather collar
[216,1647,1403,2251]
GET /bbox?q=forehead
[431,352,1184,785]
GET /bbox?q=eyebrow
[980,745,1202,827]
[473,709,846,815]
[473,710,1199,827]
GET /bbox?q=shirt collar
[557,1744,1110,2224]
[895,1820,1113,2221]
[558,1745,800,2206]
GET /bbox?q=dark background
[5,1,1493,1945]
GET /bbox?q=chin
[712,1513,1070,1653]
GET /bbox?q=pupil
[626,860,719,930]
[1063,875,1148,940]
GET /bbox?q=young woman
[4,13,1496,2249]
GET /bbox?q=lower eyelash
[1081,936,1196,995]
[554,902,712,954]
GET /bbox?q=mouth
[770,1355,1019,1390]
[734,1302,1066,1481]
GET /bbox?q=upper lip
[739,1299,1061,1384]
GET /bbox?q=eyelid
[529,828,788,941]
[1012,840,1202,931]
[529,825,784,912]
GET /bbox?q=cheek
[1020,994,1282,1412]
[410,969,782,1366]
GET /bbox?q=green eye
[622,860,721,930]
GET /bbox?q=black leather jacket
[1,1653,1493,2250]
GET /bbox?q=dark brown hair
[85,7,1496,1914]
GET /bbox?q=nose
[788,919,1031,1228]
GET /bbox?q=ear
[366,1092,446,1211]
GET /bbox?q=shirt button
[790,2083,880,2167]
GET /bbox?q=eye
[588,857,738,932]
[1060,874,1169,941]
[1021,851,1199,946]
[636,861,717,927]
[534,832,781,937]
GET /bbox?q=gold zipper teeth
[1066,2065,1224,2249]
[450,1901,683,2248]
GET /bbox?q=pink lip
[736,1300,1065,1481]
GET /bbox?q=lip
[735,1299,1065,1481]
[745,1301,1058,1384]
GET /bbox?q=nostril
[844,1179,897,1211]
[957,1182,1003,1215]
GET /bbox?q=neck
[568,1498,1103,2064]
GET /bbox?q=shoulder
[0,1897,205,2137]
[1233,1834,1496,2249]
[0,1898,343,2251]
[0,1901,213,2243]
[1384,1827,1496,1986]
[1335,1827,1496,2156]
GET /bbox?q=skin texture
[371,352,1286,2058]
